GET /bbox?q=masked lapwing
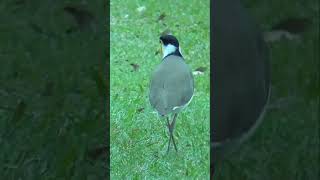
[149,34,194,153]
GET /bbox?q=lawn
[214,0,319,179]
[110,0,210,179]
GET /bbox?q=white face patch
[162,44,177,58]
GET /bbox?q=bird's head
[159,35,183,58]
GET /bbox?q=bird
[149,34,194,153]
[211,0,270,175]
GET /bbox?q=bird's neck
[162,44,183,59]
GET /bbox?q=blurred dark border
[105,0,110,178]
[0,0,110,178]
[210,1,214,179]
[210,0,319,179]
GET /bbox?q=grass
[0,0,107,179]
[214,0,319,179]
[110,0,210,179]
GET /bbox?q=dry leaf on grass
[157,13,166,21]
[137,6,146,13]
[130,63,140,71]
[64,6,95,30]
[193,66,207,75]
[264,17,311,42]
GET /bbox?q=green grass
[110,0,210,178]
[214,0,319,179]
[0,0,107,179]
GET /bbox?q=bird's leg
[166,113,179,153]
[170,113,178,152]
[166,116,172,153]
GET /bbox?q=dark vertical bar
[105,0,111,178]
[211,0,271,179]
[210,0,215,179]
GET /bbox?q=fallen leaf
[157,13,166,21]
[64,6,95,30]
[271,17,311,34]
[155,50,160,55]
[263,17,311,42]
[137,6,146,13]
[130,63,139,71]
[136,107,144,113]
[193,71,204,75]
[263,30,300,42]
[193,66,207,75]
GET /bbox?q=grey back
[149,55,194,116]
